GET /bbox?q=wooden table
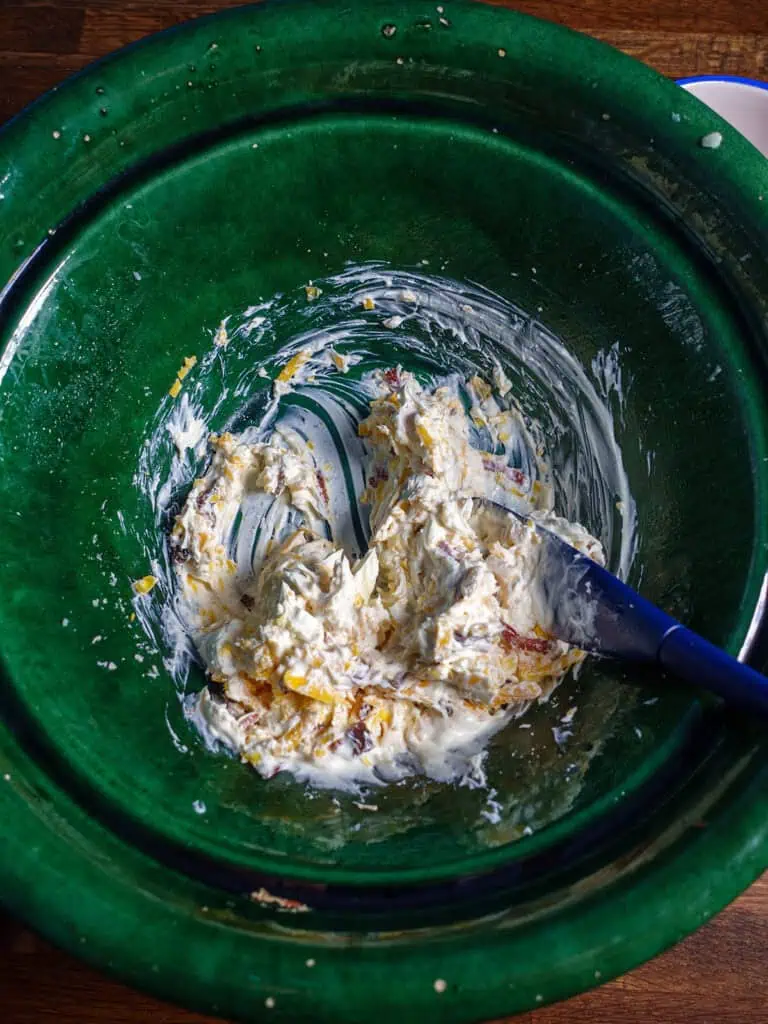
[1,1,766,1021]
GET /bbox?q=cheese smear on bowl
[172,368,603,789]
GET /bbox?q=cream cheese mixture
[171,366,604,788]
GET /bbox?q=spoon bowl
[477,498,768,714]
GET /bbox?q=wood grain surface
[0,1,767,1021]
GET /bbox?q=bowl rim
[677,74,768,93]
[1,2,768,1021]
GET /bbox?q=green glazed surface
[0,2,767,1021]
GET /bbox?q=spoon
[477,499,768,715]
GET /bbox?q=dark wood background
[0,1,766,1021]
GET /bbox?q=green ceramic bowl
[1,2,767,1021]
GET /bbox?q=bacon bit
[383,367,400,389]
[240,593,255,611]
[315,470,329,504]
[250,887,311,913]
[237,710,265,730]
[482,459,526,486]
[500,623,552,654]
[347,721,373,755]
[368,465,389,487]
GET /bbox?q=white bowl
[679,76,768,157]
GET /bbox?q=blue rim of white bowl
[677,74,768,92]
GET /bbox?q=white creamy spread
[172,369,604,788]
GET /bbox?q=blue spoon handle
[658,624,768,715]
[541,535,768,715]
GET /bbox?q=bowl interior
[0,105,765,883]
